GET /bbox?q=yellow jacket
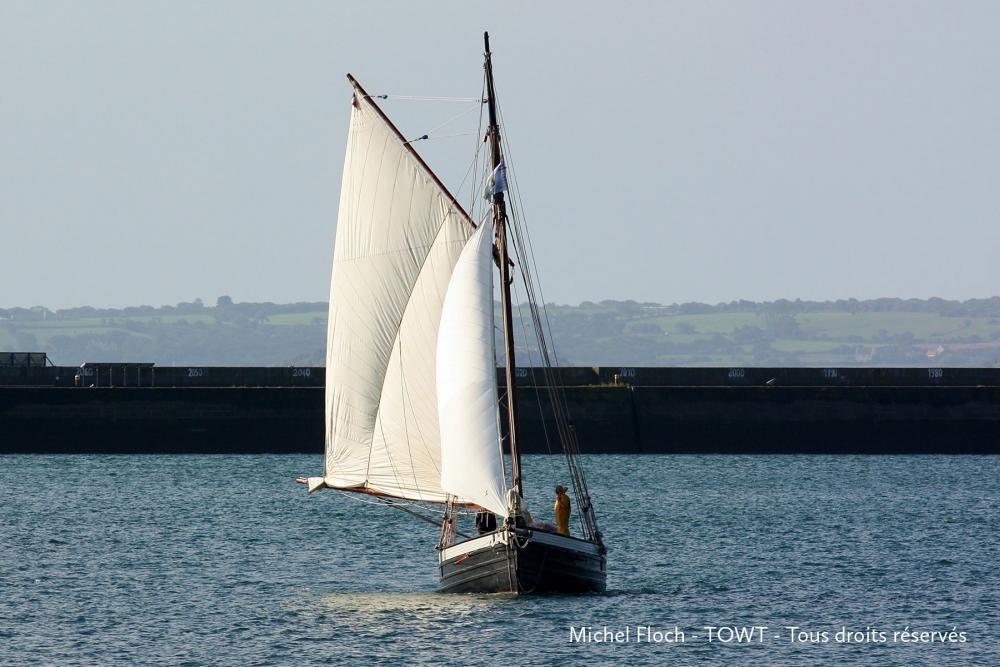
[554,492,571,535]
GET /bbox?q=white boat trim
[528,529,603,556]
[440,528,601,562]
[440,531,510,562]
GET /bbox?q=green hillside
[3,297,1000,367]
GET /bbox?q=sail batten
[323,80,476,504]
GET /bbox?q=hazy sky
[2,1,998,309]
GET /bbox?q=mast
[483,32,524,502]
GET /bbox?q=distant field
[770,340,845,353]
[263,312,326,325]
[644,312,758,334]
[3,299,999,367]
[10,313,221,329]
[11,306,999,343]
[631,311,1000,340]
[797,312,1000,339]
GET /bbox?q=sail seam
[381,149,406,251]
[371,342,412,502]
[349,110,378,245]
[400,183,444,480]
[365,133,391,270]
[399,289,441,480]
[397,334,424,500]
[362,141,406,481]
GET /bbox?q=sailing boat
[299,33,606,594]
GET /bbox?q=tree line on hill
[2,296,1000,367]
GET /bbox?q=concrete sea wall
[1,365,997,454]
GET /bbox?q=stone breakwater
[1,366,998,454]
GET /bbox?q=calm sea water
[1,454,996,666]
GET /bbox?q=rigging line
[488,252,510,495]
[405,132,478,145]
[490,287,514,492]
[426,103,481,135]
[496,102,558,361]
[467,74,488,225]
[493,332,515,488]
[334,489,435,511]
[491,87,597,538]
[377,496,473,539]
[371,94,487,103]
[498,102,574,409]
[403,104,481,145]
[510,277,554,455]
[503,205,548,376]
[511,269,556,461]
[509,252,582,491]
[332,481,484,515]
[451,140,485,218]
[497,103,599,541]
[352,77,475,229]
[334,488,480,515]
[428,131,478,139]
[501,175,548,376]
[494,398,510,494]
[440,496,468,548]
[472,163,489,227]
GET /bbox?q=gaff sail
[307,80,475,504]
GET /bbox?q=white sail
[437,221,509,516]
[317,87,476,503]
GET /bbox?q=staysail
[313,80,476,503]
[437,221,509,516]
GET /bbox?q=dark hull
[438,529,606,594]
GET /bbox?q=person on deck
[475,510,497,534]
[554,485,571,536]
